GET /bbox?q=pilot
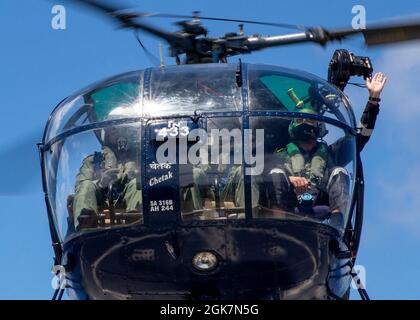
[269,72,387,229]
[180,164,216,214]
[221,72,387,227]
[72,124,142,230]
[269,108,349,228]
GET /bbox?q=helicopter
[38,0,420,300]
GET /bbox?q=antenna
[239,24,244,36]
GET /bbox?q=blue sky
[1,0,420,299]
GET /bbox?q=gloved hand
[98,168,121,189]
[289,176,311,195]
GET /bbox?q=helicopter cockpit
[42,63,357,242]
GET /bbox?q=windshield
[248,64,355,126]
[147,64,242,116]
[45,124,143,240]
[177,116,356,231]
[177,116,245,221]
[45,64,355,144]
[43,64,358,241]
[249,116,356,229]
[45,71,143,142]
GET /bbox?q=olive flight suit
[72,146,142,229]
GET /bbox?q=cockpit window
[249,116,356,231]
[258,75,311,111]
[89,82,140,121]
[43,65,359,242]
[45,124,143,241]
[45,72,143,142]
[147,64,242,116]
[179,117,245,221]
[248,65,355,127]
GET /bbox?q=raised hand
[366,72,387,98]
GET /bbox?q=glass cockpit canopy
[44,63,356,143]
[43,63,357,241]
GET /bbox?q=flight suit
[221,143,350,222]
[72,146,142,229]
[271,142,350,216]
[221,165,261,208]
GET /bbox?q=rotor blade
[322,19,420,46]
[69,0,130,14]
[66,0,189,48]
[69,3,305,31]
[244,18,420,52]
[361,20,420,46]
[139,13,306,30]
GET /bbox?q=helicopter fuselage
[41,63,362,300]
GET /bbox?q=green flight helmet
[288,107,328,141]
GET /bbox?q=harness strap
[286,142,329,184]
